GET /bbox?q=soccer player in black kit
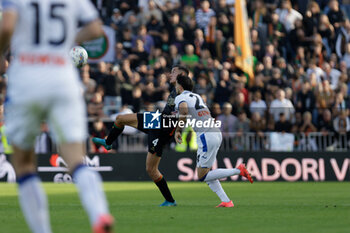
[93,65,189,206]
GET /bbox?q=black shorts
[136,113,175,157]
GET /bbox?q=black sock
[155,177,175,203]
[106,123,124,145]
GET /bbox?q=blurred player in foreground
[93,65,189,207]
[174,75,253,207]
[0,0,113,232]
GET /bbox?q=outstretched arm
[0,10,18,55]
[75,19,103,44]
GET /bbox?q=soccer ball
[70,46,88,68]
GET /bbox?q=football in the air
[70,46,88,68]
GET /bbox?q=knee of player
[198,174,208,182]
[145,165,155,174]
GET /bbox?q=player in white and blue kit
[0,0,113,232]
[174,75,253,207]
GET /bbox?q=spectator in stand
[306,59,325,83]
[132,25,154,55]
[341,42,350,68]
[316,80,335,110]
[291,112,303,133]
[249,111,266,150]
[121,28,133,54]
[332,92,350,117]
[193,28,205,56]
[303,1,321,39]
[323,62,341,90]
[294,46,307,68]
[211,103,222,119]
[231,92,250,117]
[147,16,163,49]
[336,19,350,58]
[195,0,216,31]
[265,43,277,63]
[333,110,350,148]
[296,82,316,114]
[250,91,267,117]
[267,68,287,93]
[194,72,213,100]
[299,111,317,133]
[233,112,250,137]
[327,0,346,32]
[87,92,105,118]
[267,13,287,56]
[213,30,226,61]
[215,0,231,16]
[140,0,162,23]
[275,0,303,33]
[269,89,295,122]
[110,8,123,33]
[318,14,335,57]
[217,102,237,135]
[318,109,333,133]
[217,13,233,39]
[166,12,183,43]
[298,111,318,150]
[250,112,266,135]
[340,82,350,102]
[214,69,232,105]
[181,44,199,69]
[274,113,292,133]
[129,39,149,69]
[172,26,187,55]
[169,45,182,66]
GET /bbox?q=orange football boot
[93,214,114,233]
[216,200,234,208]
[237,163,254,183]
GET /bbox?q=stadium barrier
[0,152,349,182]
[28,132,350,154]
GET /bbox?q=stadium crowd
[1,0,350,152]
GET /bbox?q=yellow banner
[235,0,254,80]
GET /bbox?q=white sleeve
[174,95,186,111]
[76,0,99,25]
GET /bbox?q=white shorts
[5,65,87,149]
[196,131,222,168]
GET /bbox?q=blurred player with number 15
[0,0,114,232]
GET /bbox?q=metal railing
[2,132,348,154]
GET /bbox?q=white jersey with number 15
[2,0,97,69]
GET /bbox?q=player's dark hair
[177,75,194,91]
[173,65,189,76]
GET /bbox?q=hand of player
[175,131,182,144]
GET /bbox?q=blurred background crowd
[1,0,350,153]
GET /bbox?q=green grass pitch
[0,182,349,233]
